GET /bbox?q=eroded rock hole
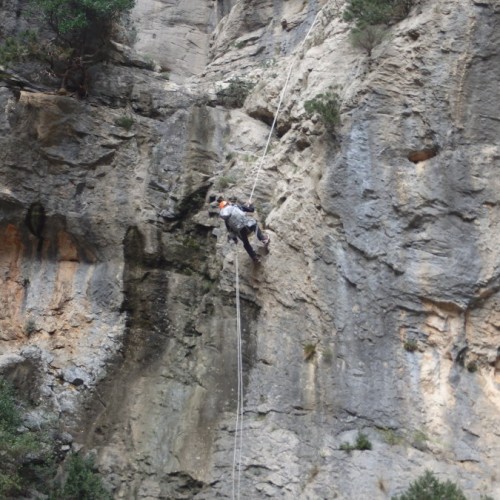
[277,196,287,207]
[25,202,45,238]
[408,146,439,163]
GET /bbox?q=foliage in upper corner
[32,0,134,38]
[343,0,415,56]
[391,470,467,500]
[343,0,416,27]
[304,90,341,130]
[0,0,135,95]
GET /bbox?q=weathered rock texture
[1,0,500,498]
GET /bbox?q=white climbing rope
[230,10,325,498]
[248,9,324,205]
[232,248,244,500]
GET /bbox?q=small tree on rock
[392,470,467,500]
[343,0,415,57]
[350,25,386,57]
[304,90,341,130]
[343,0,415,27]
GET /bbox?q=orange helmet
[219,200,228,209]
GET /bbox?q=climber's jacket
[220,204,256,236]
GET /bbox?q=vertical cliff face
[1,0,499,498]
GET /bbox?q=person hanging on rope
[218,196,270,264]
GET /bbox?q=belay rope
[231,8,324,499]
[247,8,324,205]
[231,249,244,500]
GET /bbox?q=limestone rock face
[127,0,217,80]
[1,0,500,498]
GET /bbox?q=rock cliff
[1,0,499,498]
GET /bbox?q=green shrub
[52,453,111,500]
[381,428,404,446]
[0,379,21,431]
[303,343,317,361]
[355,432,372,450]
[0,0,135,94]
[0,379,54,497]
[304,91,341,129]
[31,0,135,39]
[216,78,255,108]
[350,25,386,56]
[114,116,134,130]
[404,339,418,352]
[340,431,372,451]
[392,470,466,500]
[25,319,37,336]
[0,31,38,67]
[340,441,354,451]
[467,361,478,373]
[343,0,415,27]
[411,430,428,451]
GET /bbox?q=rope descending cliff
[248,9,324,205]
[230,9,324,499]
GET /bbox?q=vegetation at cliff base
[52,453,112,500]
[0,378,54,497]
[0,377,111,497]
[392,470,466,500]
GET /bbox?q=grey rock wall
[0,0,499,498]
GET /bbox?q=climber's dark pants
[239,227,257,260]
[238,223,265,260]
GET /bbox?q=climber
[218,196,270,264]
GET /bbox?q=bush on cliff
[343,0,415,27]
[350,25,386,57]
[304,90,341,130]
[0,378,54,497]
[344,0,415,56]
[392,470,466,500]
[0,31,39,67]
[52,453,112,500]
[32,0,134,38]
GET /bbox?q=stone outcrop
[1,0,500,498]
